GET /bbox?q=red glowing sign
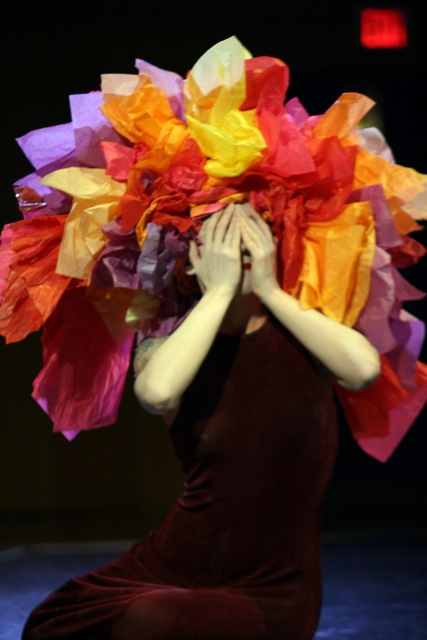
[360,9,408,49]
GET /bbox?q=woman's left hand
[238,203,280,300]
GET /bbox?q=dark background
[1,0,426,546]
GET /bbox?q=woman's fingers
[188,240,200,270]
[240,215,270,257]
[212,204,236,246]
[240,203,272,244]
[224,209,241,250]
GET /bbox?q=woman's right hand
[188,204,242,297]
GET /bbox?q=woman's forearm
[260,286,380,390]
[134,287,233,413]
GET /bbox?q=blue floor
[0,538,426,639]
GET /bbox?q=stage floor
[1,535,426,639]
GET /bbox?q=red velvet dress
[22,319,337,640]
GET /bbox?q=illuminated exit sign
[360,9,408,48]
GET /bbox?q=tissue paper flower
[2,36,426,461]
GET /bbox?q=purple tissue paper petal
[14,171,73,216]
[16,123,75,170]
[91,218,141,289]
[146,283,198,338]
[137,225,194,296]
[70,92,130,168]
[388,311,425,391]
[137,223,163,294]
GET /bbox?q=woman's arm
[134,206,242,414]
[239,206,381,390]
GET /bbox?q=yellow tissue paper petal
[101,79,182,146]
[291,202,375,326]
[187,110,265,177]
[56,196,121,280]
[185,36,248,109]
[125,290,161,333]
[313,93,376,139]
[40,168,126,198]
[184,36,264,177]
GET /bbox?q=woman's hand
[189,204,242,297]
[239,203,280,300]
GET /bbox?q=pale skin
[134,203,381,422]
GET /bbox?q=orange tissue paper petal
[101,78,184,147]
[0,216,71,343]
[313,93,375,139]
[291,202,375,326]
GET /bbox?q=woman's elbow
[134,376,179,415]
[337,351,381,391]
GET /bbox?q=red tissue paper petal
[32,287,133,433]
[242,56,289,115]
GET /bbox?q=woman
[22,203,380,640]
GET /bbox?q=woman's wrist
[255,281,283,307]
[203,283,237,304]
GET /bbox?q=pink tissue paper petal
[348,185,401,248]
[355,247,396,353]
[284,97,310,129]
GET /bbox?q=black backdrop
[1,0,426,543]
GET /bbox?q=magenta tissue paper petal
[348,185,401,248]
[357,377,427,462]
[32,288,133,433]
[355,248,396,353]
